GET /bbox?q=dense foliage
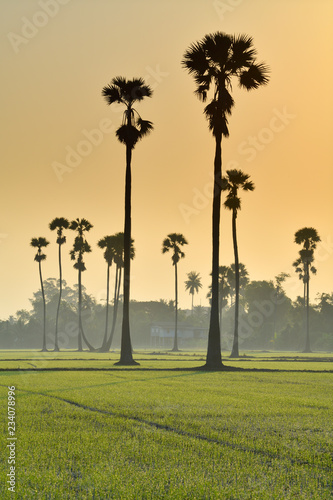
[1,278,332,352]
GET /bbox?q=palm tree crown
[49,217,69,245]
[102,77,153,149]
[222,169,255,213]
[69,218,93,272]
[185,271,202,296]
[30,237,49,262]
[162,233,188,264]
[185,271,202,310]
[182,32,269,137]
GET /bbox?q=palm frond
[137,118,154,139]
[239,63,270,90]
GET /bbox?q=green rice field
[0,351,332,499]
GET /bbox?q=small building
[150,322,206,348]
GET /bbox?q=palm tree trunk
[304,266,311,352]
[230,210,239,358]
[100,263,110,351]
[273,286,278,345]
[219,279,223,338]
[205,133,223,369]
[78,269,83,352]
[116,143,138,365]
[54,243,62,351]
[104,265,121,351]
[39,261,47,352]
[172,262,179,351]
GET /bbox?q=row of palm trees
[31,31,270,367]
[30,30,321,366]
[30,221,320,355]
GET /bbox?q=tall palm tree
[98,233,135,352]
[185,271,202,311]
[102,77,153,366]
[162,233,188,351]
[182,32,269,369]
[69,218,94,352]
[293,227,320,353]
[221,169,254,358]
[30,237,49,352]
[49,217,69,351]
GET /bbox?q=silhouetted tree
[207,265,232,325]
[293,227,320,352]
[162,233,188,351]
[185,271,202,311]
[102,77,153,365]
[182,32,269,369]
[30,237,49,351]
[228,263,250,304]
[69,218,95,352]
[98,233,135,352]
[222,169,254,357]
[273,272,290,341]
[49,217,69,351]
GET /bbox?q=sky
[1,0,332,320]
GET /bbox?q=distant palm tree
[98,235,115,352]
[207,265,232,325]
[98,233,135,352]
[222,169,254,358]
[273,272,290,341]
[228,263,250,305]
[102,77,153,366]
[162,233,188,351]
[69,218,94,352]
[293,227,320,352]
[182,32,269,369]
[49,217,69,351]
[185,271,202,311]
[30,237,49,352]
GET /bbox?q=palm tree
[221,169,254,358]
[98,235,115,352]
[185,271,202,311]
[69,218,94,352]
[102,77,153,366]
[207,265,232,325]
[273,272,290,341]
[98,233,135,352]
[228,263,250,304]
[182,32,269,369]
[293,227,320,352]
[162,233,188,351]
[49,217,69,351]
[30,237,49,351]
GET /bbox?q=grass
[0,350,332,499]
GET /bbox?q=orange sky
[1,0,332,319]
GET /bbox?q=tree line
[1,274,332,352]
